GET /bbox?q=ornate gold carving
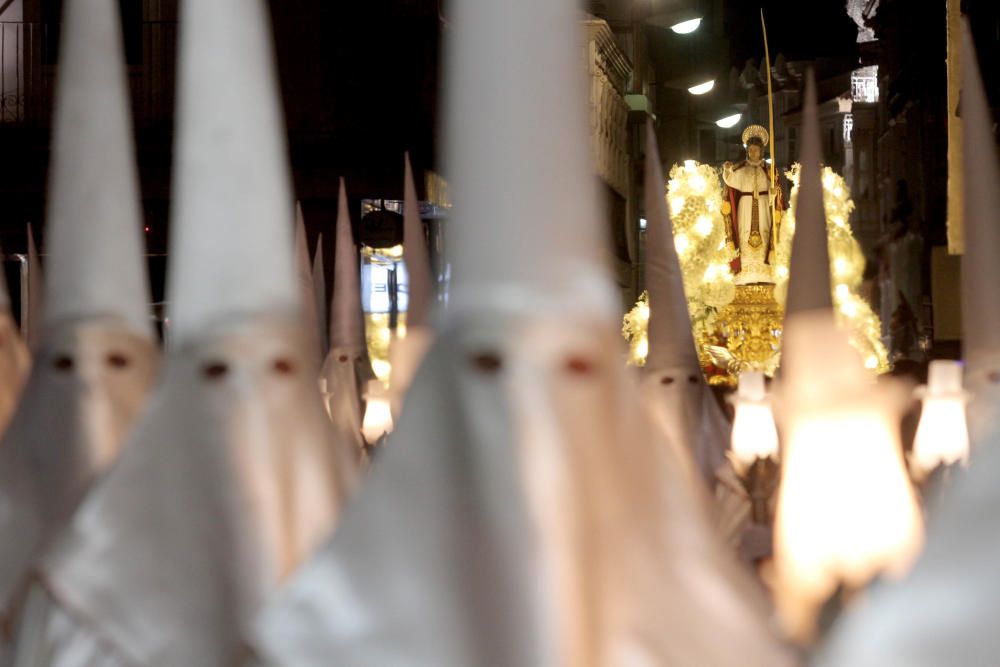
[704,283,784,386]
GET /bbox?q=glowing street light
[716,113,742,128]
[670,17,702,34]
[687,79,715,95]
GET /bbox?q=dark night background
[0,0,994,361]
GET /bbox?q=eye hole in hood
[469,351,503,375]
[106,352,130,369]
[201,361,229,380]
[53,355,74,372]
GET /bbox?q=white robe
[723,161,777,285]
[388,326,434,419]
[252,314,792,666]
[320,344,371,461]
[14,317,357,665]
[0,319,157,630]
[812,373,1000,665]
[639,366,730,484]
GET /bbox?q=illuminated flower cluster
[623,162,888,375]
[623,161,736,366]
[775,165,889,373]
[623,161,734,367]
[622,291,650,366]
[666,161,737,311]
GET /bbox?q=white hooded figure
[638,121,790,656]
[957,24,1000,454]
[813,23,1000,666]
[251,0,793,664]
[640,121,757,555]
[11,0,358,663]
[770,69,922,645]
[320,179,373,459]
[0,0,158,639]
[24,225,42,352]
[639,121,731,491]
[388,152,436,418]
[295,202,324,369]
[0,254,31,438]
[312,232,328,356]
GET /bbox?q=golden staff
[760,9,778,241]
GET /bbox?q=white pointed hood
[0,0,158,629]
[163,2,299,344]
[784,72,833,320]
[388,153,436,417]
[295,202,322,366]
[961,22,1000,375]
[43,0,151,340]
[445,0,606,317]
[328,180,365,352]
[321,180,369,461]
[252,0,790,664]
[778,69,837,386]
[25,224,42,350]
[813,22,1000,665]
[21,0,358,663]
[774,69,922,644]
[639,122,787,665]
[958,17,1000,445]
[255,0,603,659]
[403,152,433,328]
[641,120,730,484]
[312,233,328,355]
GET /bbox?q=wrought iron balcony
[0,19,176,127]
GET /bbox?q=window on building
[361,254,410,315]
[851,66,879,103]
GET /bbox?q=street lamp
[687,79,714,95]
[670,17,702,34]
[716,113,742,128]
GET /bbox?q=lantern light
[773,312,923,643]
[361,379,394,445]
[731,371,779,467]
[911,360,970,477]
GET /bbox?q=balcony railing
[0,20,177,127]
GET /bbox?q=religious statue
[722,125,785,285]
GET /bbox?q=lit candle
[361,380,394,445]
[911,360,970,478]
[730,371,779,469]
[773,312,923,643]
